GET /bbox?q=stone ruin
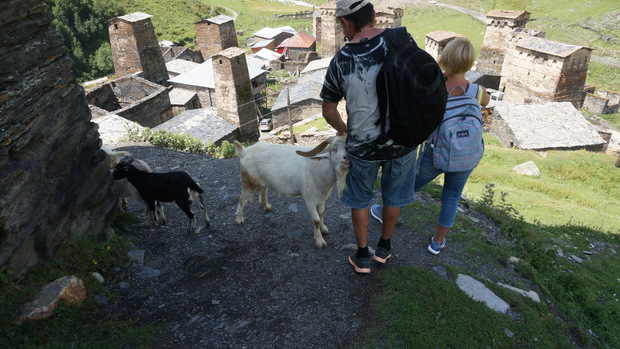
[1,0,118,274]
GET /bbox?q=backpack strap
[375,28,398,143]
[448,85,467,97]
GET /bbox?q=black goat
[113,158,210,233]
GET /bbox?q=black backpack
[376,27,447,148]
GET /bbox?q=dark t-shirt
[321,29,413,161]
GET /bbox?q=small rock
[127,250,145,266]
[212,300,220,305]
[433,266,449,280]
[95,295,108,306]
[17,275,86,324]
[288,203,299,212]
[568,254,583,263]
[456,274,510,313]
[513,161,540,176]
[119,282,129,290]
[504,328,515,338]
[91,272,104,283]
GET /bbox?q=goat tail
[233,140,244,158]
[188,181,204,194]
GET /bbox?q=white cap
[335,0,370,17]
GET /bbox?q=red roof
[276,32,316,49]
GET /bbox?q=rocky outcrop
[17,275,87,324]
[0,0,118,274]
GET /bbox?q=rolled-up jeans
[414,147,473,228]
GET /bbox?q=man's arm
[322,101,347,136]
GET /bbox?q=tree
[47,0,124,82]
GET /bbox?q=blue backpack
[429,84,484,172]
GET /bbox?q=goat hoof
[315,239,327,249]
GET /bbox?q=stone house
[107,12,169,85]
[86,75,173,128]
[425,30,463,61]
[583,90,620,115]
[270,70,324,127]
[501,36,592,107]
[318,0,342,57]
[248,48,285,71]
[160,40,203,63]
[276,32,317,61]
[165,58,200,78]
[477,10,530,75]
[195,15,239,60]
[375,7,403,28]
[490,102,606,151]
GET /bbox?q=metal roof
[168,58,267,89]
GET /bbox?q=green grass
[0,212,156,348]
[363,194,620,347]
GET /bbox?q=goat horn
[296,137,333,157]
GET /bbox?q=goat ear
[296,138,332,157]
[309,153,329,160]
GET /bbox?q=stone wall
[0,0,118,274]
[320,0,343,57]
[86,76,174,128]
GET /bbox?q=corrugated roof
[254,48,283,61]
[253,26,297,39]
[168,58,267,89]
[251,39,274,48]
[277,32,316,49]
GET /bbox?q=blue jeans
[415,147,473,228]
[341,150,417,209]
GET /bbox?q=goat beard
[335,165,349,197]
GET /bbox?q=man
[320,0,418,274]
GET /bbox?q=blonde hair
[438,37,476,75]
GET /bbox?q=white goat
[234,136,349,249]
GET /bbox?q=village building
[246,26,297,48]
[477,10,530,75]
[425,30,463,61]
[195,15,239,60]
[165,59,200,78]
[159,40,203,63]
[213,47,261,142]
[583,89,620,115]
[168,57,267,108]
[276,31,317,61]
[375,7,403,28]
[313,10,322,43]
[107,12,169,85]
[250,39,275,53]
[248,48,285,70]
[300,56,332,76]
[154,107,239,145]
[501,36,592,107]
[270,70,324,127]
[490,102,606,151]
[319,0,342,57]
[86,75,173,128]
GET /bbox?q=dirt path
[98,140,514,348]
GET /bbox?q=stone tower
[425,30,463,62]
[501,36,592,107]
[195,15,239,61]
[108,12,169,85]
[320,0,343,57]
[477,9,530,75]
[375,7,404,28]
[212,47,258,142]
